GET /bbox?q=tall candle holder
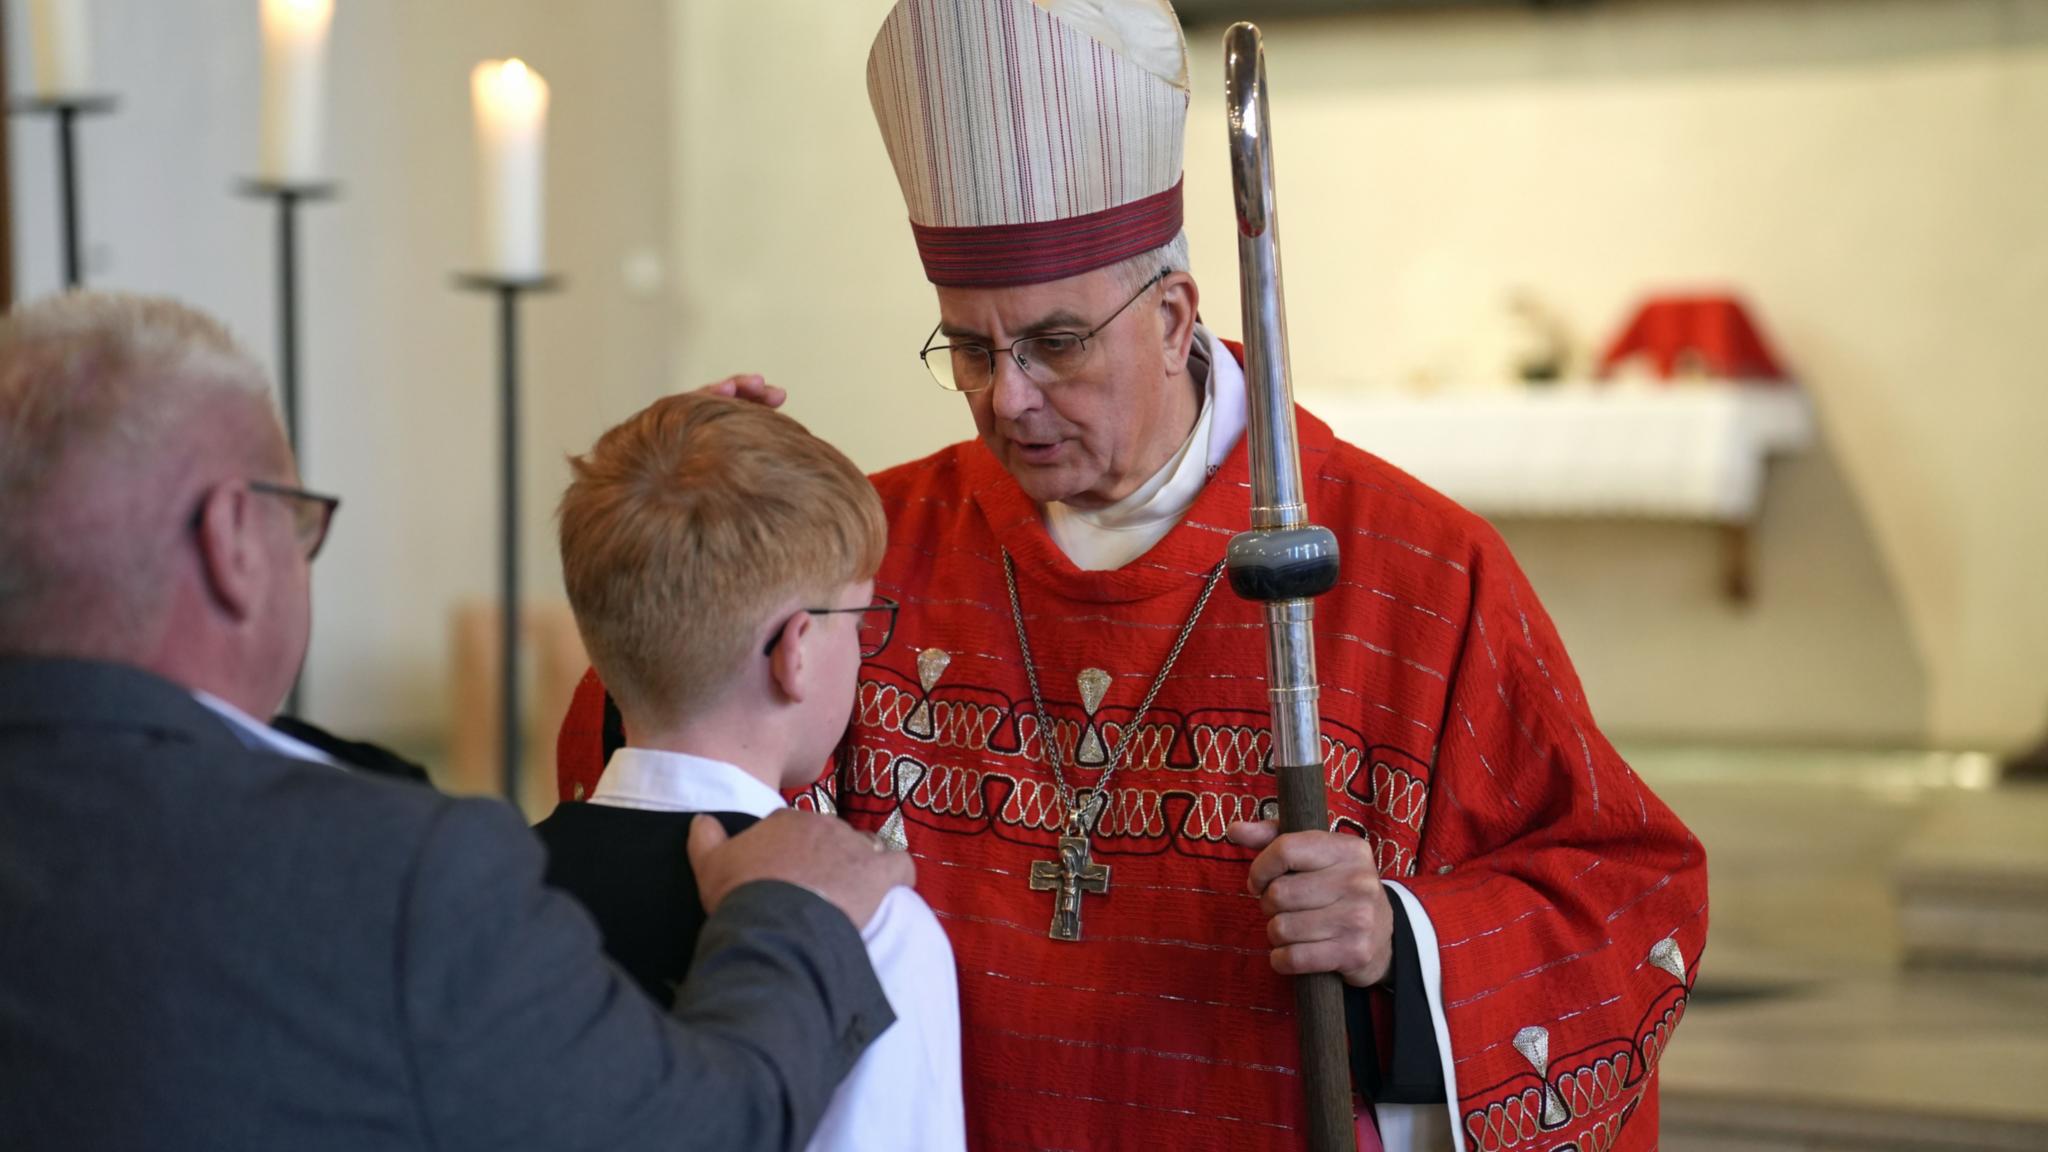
[8,94,117,289]
[239,179,337,717]
[236,180,337,462]
[455,272,561,803]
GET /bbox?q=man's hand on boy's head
[696,373,787,410]
[688,811,913,930]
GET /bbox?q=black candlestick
[238,180,338,460]
[455,272,562,804]
[240,180,337,719]
[9,95,118,290]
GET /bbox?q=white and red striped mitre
[866,0,1190,287]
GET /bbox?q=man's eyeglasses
[763,595,900,659]
[248,480,341,560]
[919,270,1168,393]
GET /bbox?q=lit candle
[471,58,550,280]
[258,0,335,184]
[27,0,92,99]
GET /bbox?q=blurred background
[7,0,2046,1146]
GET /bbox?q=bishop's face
[935,266,1200,510]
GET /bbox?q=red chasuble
[559,407,1706,1152]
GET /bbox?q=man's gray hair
[0,292,277,657]
[1108,229,1191,295]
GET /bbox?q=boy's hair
[558,393,886,722]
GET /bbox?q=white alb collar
[1043,324,1249,571]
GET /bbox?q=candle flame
[263,0,334,33]
[482,57,545,105]
[472,57,550,124]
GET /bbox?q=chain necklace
[1002,549,1227,940]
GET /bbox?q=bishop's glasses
[919,270,1167,393]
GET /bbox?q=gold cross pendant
[1029,834,1111,942]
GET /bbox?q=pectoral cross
[1029,834,1111,942]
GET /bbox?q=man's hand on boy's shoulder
[688,810,913,931]
[695,373,786,410]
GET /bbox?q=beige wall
[8,0,677,747]
[12,1,2040,753]
[667,0,954,469]
[667,0,2048,750]
[1176,0,2048,749]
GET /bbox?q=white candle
[258,0,335,184]
[471,58,550,280]
[27,0,92,99]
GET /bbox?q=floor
[1630,744,2048,1150]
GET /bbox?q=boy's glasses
[763,595,900,659]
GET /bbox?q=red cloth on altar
[1596,293,1789,382]
[559,401,1706,1152]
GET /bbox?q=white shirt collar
[190,691,340,768]
[1044,324,1250,572]
[588,747,790,818]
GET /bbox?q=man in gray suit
[0,292,912,1151]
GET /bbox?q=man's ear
[192,483,261,622]
[1158,271,1200,368]
[766,611,812,704]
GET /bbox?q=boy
[538,394,964,1151]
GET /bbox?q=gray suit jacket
[0,658,894,1151]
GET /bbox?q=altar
[1300,381,1816,600]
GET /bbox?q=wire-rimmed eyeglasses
[919,270,1168,393]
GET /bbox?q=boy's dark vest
[534,804,759,1007]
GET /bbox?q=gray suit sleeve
[397,799,895,1152]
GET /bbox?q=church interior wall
[669,0,2045,752]
[6,0,679,751]
[1168,0,2048,751]
[9,0,2042,757]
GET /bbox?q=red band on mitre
[910,179,1184,288]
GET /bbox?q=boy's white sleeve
[803,886,965,1152]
